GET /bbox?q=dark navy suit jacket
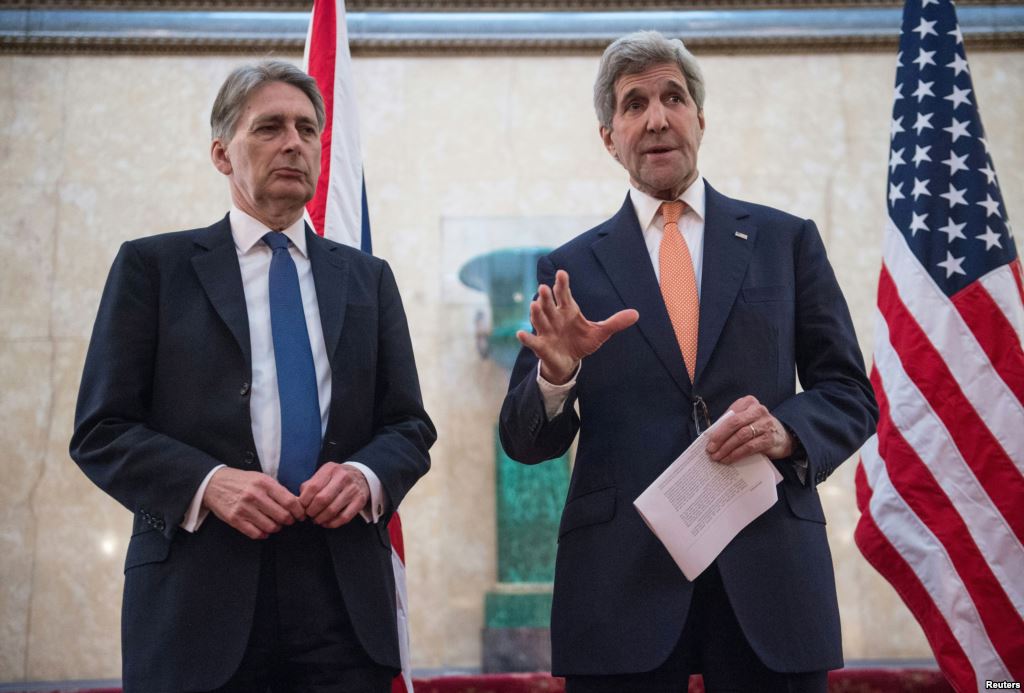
[500,183,877,676]
[71,216,435,692]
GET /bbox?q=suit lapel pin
[734,231,749,240]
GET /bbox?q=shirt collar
[229,207,309,258]
[628,174,706,231]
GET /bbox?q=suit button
[243,450,256,466]
[240,382,250,396]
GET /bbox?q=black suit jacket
[500,183,877,676]
[71,216,435,692]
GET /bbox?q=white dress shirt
[182,208,384,530]
[538,176,707,419]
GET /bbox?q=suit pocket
[558,487,616,540]
[124,528,171,571]
[780,482,827,524]
[741,285,791,303]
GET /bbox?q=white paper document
[634,411,783,581]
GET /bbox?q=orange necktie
[659,200,699,381]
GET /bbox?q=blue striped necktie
[263,231,321,494]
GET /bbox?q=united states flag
[854,0,1024,689]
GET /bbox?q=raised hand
[516,269,639,384]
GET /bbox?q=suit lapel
[695,183,756,382]
[306,226,349,361]
[592,195,693,397]
[191,216,252,364]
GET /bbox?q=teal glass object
[460,247,571,629]
[459,247,550,371]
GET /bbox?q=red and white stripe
[855,220,1024,691]
[304,0,364,247]
[303,4,414,692]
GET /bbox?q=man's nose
[646,102,669,132]
[280,124,302,151]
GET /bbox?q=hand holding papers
[634,410,783,581]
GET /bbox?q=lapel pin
[734,231,749,240]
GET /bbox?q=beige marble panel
[0,340,53,680]
[0,57,68,188]
[26,338,128,680]
[52,56,244,340]
[0,184,58,341]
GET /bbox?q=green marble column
[460,248,571,672]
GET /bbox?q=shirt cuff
[343,461,387,523]
[181,464,224,532]
[536,361,580,421]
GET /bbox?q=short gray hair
[593,31,706,130]
[210,60,326,141]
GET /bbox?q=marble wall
[0,47,1021,681]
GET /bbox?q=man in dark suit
[499,31,877,692]
[70,61,434,693]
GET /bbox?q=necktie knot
[660,200,685,226]
[263,231,291,252]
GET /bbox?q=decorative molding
[3,0,1021,10]
[1,5,1021,54]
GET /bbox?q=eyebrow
[619,79,688,108]
[250,113,319,128]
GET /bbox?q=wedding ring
[748,424,758,438]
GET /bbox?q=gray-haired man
[499,31,876,692]
[72,61,434,692]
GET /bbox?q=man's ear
[698,111,706,141]
[210,139,232,175]
[599,125,618,161]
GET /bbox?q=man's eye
[626,101,643,111]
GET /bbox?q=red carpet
[412,670,953,693]
[6,669,953,693]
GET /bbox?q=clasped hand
[704,395,794,464]
[516,269,639,384]
[203,462,370,540]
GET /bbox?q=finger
[529,298,554,335]
[552,270,574,310]
[708,420,761,461]
[323,495,365,529]
[298,469,329,508]
[720,436,764,464]
[236,520,270,541]
[516,329,543,354]
[536,283,557,314]
[242,507,282,536]
[313,482,356,525]
[306,472,345,519]
[726,395,758,415]
[266,481,305,522]
[596,308,639,336]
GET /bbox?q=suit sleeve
[70,242,224,539]
[772,220,879,486]
[345,261,435,512]
[498,254,581,465]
